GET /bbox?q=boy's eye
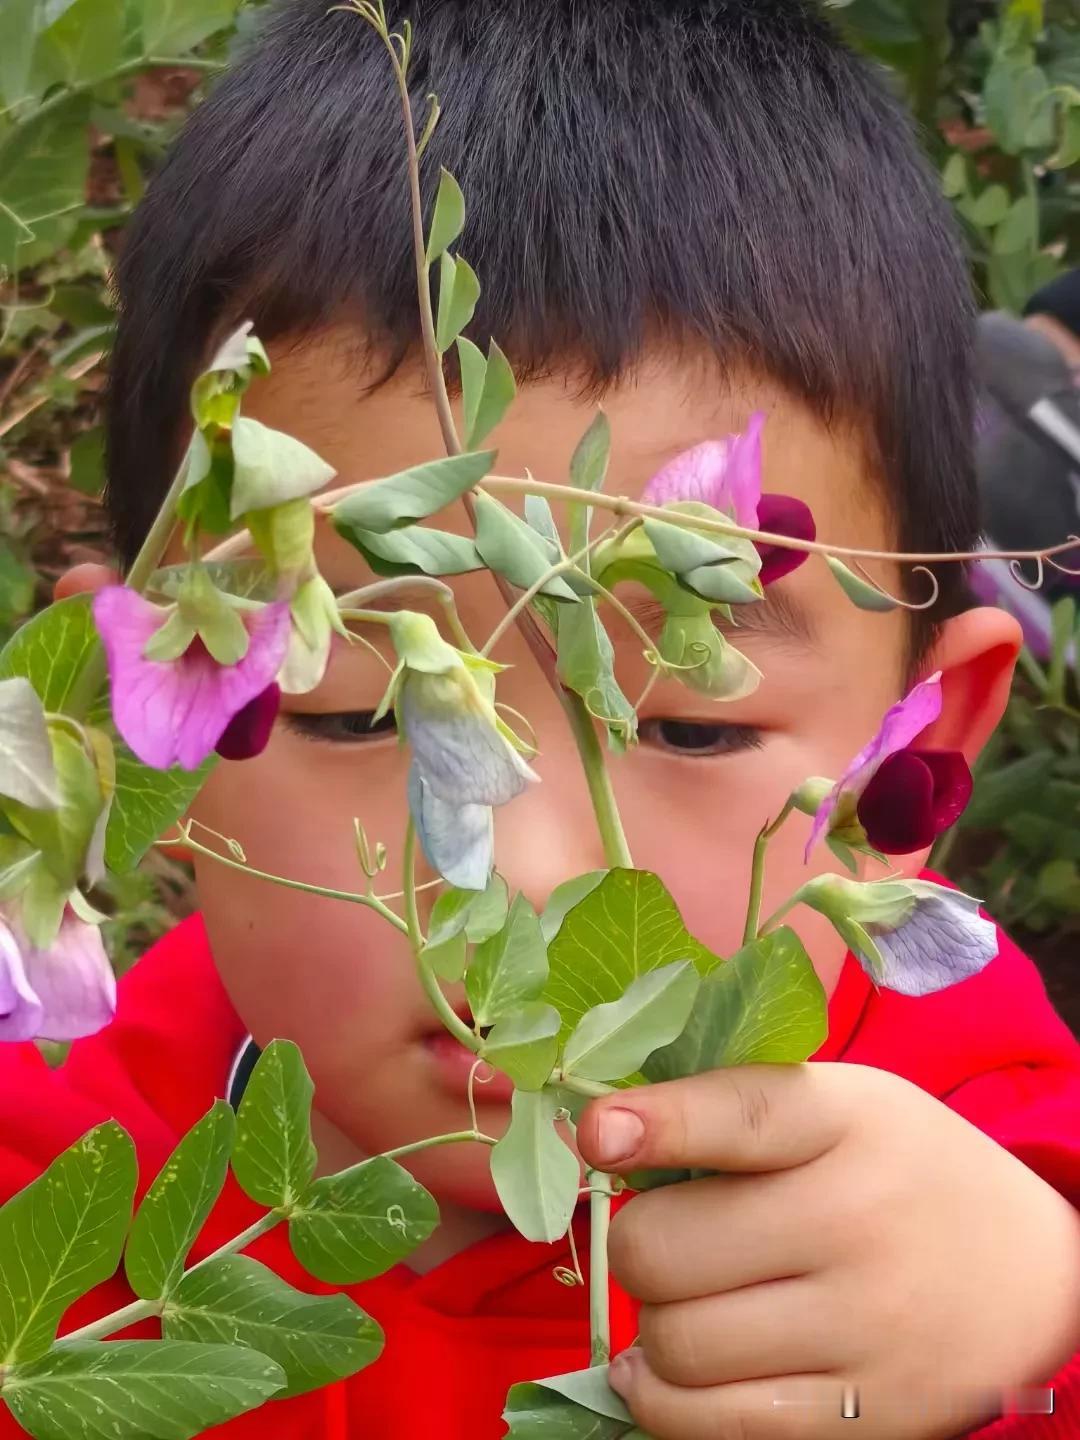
[283,709,397,744]
[639,718,763,756]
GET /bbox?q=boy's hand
[577,1063,1080,1439]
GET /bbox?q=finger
[637,1276,841,1387]
[608,1167,849,1301]
[54,563,118,601]
[609,1349,846,1440]
[578,1063,855,1176]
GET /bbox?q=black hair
[107,0,977,654]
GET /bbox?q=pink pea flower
[642,412,816,584]
[0,908,115,1042]
[93,587,290,772]
[805,674,973,860]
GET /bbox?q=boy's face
[184,329,1006,1209]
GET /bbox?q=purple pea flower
[805,674,973,860]
[93,587,290,772]
[0,908,115,1042]
[642,412,816,584]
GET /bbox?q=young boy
[3,1,1080,1436]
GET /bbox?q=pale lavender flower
[93,586,290,772]
[0,908,115,1043]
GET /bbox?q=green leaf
[141,0,239,54]
[0,0,38,107]
[967,184,1011,228]
[532,1367,636,1423]
[68,428,106,497]
[0,98,90,270]
[504,1381,643,1439]
[643,928,828,1082]
[426,168,465,264]
[545,868,723,1040]
[540,871,607,943]
[563,961,700,1082]
[556,600,637,751]
[1048,94,1080,169]
[289,1156,438,1284]
[0,677,59,809]
[824,556,898,612]
[466,893,549,1027]
[457,336,488,442]
[165,1256,383,1399]
[480,1002,561,1090]
[0,1122,137,1365]
[490,1090,578,1243]
[435,252,481,352]
[331,450,495,534]
[568,412,611,552]
[473,493,580,601]
[422,872,509,978]
[35,0,123,87]
[659,609,761,699]
[466,340,517,447]
[125,1102,235,1302]
[993,195,1038,255]
[941,150,968,199]
[229,417,335,519]
[0,596,211,873]
[50,286,114,331]
[2,1340,284,1440]
[335,519,483,579]
[232,1040,317,1211]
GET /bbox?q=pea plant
[0,5,1076,1438]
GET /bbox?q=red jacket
[0,904,1078,1439]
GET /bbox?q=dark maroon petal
[856,750,938,854]
[215,683,281,761]
[756,494,816,585]
[912,748,973,831]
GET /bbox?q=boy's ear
[54,563,119,601]
[920,606,1022,762]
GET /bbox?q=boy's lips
[420,1020,515,1103]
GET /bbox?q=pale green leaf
[545,868,722,1040]
[562,961,699,1082]
[229,417,335,519]
[993,195,1039,255]
[35,0,123,88]
[533,1367,636,1423]
[480,1002,561,1090]
[0,678,58,809]
[165,1256,382,1398]
[490,1090,578,1243]
[141,0,239,55]
[0,1123,137,1365]
[465,893,548,1027]
[232,1040,317,1211]
[556,600,637,751]
[288,1156,438,1283]
[824,556,898,612]
[941,150,967,198]
[540,871,607,943]
[0,0,38,107]
[3,1340,284,1440]
[457,336,488,442]
[643,928,827,1082]
[125,1103,235,1302]
[466,340,517,447]
[473,493,579,601]
[659,610,762,699]
[334,520,483,579]
[567,412,611,553]
[425,168,465,264]
[331,450,495,534]
[968,183,1011,228]
[503,1381,642,1439]
[435,252,481,352]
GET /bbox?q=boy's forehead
[242,328,900,654]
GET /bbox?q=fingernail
[595,1107,645,1166]
[608,1349,642,1396]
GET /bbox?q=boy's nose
[492,707,617,911]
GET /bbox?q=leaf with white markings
[0,1122,137,1366]
[466,893,548,1027]
[289,1156,438,1283]
[562,961,700,1082]
[545,869,722,1040]
[125,1102,235,1302]
[2,1340,283,1440]
[643,928,828,1082]
[232,1041,316,1211]
[490,1090,578,1243]
[165,1256,383,1398]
